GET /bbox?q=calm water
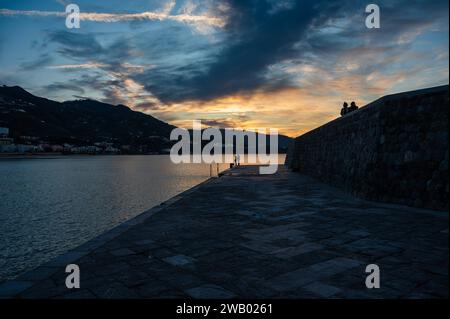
[0,155,232,282]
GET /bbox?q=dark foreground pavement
[1,165,448,298]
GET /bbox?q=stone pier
[0,165,448,298]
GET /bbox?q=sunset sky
[0,0,448,137]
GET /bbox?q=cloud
[46,62,152,72]
[133,101,165,112]
[47,31,105,59]
[42,82,85,94]
[200,115,251,129]
[19,53,53,70]
[46,62,107,70]
[135,0,334,103]
[0,8,225,28]
[47,30,139,70]
[132,0,448,104]
[43,62,161,109]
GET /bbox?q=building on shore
[0,137,13,145]
[0,127,14,150]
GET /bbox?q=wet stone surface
[1,165,448,299]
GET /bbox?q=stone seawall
[289,85,449,211]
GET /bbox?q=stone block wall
[289,85,449,211]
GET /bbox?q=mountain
[0,85,292,154]
[0,85,175,153]
[186,128,293,154]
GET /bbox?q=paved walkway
[1,165,448,298]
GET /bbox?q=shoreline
[0,153,287,163]
[0,153,167,159]
[0,166,232,286]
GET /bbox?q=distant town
[0,127,170,155]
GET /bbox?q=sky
[0,0,448,137]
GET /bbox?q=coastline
[0,153,170,159]
[0,167,231,290]
[0,152,64,159]
[0,153,287,162]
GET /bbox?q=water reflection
[0,155,230,281]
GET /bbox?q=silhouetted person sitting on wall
[349,101,359,113]
[340,102,349,116]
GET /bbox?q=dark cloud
[44,30,145,103]
[48,31,104,59]
[47,30,134,63]
[43,82,85,94]
[134,0,448,103]
[200,116,251,129]
[136,0,335,102]
[69,74,121,102]
[199,0,323,88]
[20,53,52,71]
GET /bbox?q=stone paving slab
[0,165,448,299]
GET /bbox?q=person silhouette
[349,101,359,112]
[340,102,349,116]
[236,153,241,166]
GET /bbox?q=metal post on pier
[209,163,220,178]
